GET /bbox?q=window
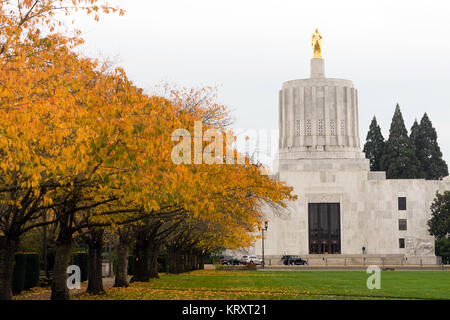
[399,219,407,230]
[398,197,406,211]
[340,120,345,136]
[330,120,336,136]
[306,120,312,136]
[399,238,405,248]
[317,119,324,136]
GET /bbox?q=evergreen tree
[428,191,450,264]
[411,113,449,180]
[428,191,450,239]
[380,104,421,179]
[363,116,385,171]
[409,119,424,178]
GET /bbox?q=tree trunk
[186,252,192,271]
[114,242,129,287]
[198,254,204,270]
[193,254,198,270]
[168,247,184,274]
[191,253,197,270]
[0,236,19,300]
[175,253,181,274]
[86,230,104,295]
[147,242,160,279]
[131,232,150,282]
[131,236,160,281]
[183,253,189,272]
[51,231,72,300]
[168,248,175,274]
[185,253,190,271]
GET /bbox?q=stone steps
[262,254,440,266]
[261,265,449,271]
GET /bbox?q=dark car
[219,255,233,265]
[219,255,241,265]
[282,255,308,265]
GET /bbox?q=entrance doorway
[308,203,341,254]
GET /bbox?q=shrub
[127,256,135,275]
[12,254,27,294]
[436,238,450,264]
[24,254,40,289]
[72,253,89,282]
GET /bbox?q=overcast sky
[74,0,450,167]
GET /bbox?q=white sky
[73,0,450,167]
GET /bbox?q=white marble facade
[240,57,450,265]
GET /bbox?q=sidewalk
[13,277,117,300]
[261,265,450,271]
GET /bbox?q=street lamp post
[262,221,268,269]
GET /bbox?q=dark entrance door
[308,203,341,254]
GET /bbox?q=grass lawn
[73,270,450,300]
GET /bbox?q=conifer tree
[428,191,450,239]
[409,119,424,178]
[428,191,450,264]
[363,116,385,171]
[380,104,421,179]
[411,113,449,180]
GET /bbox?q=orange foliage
[0,1,296,254]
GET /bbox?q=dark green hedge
[127,256,135,275]
[436,238,450,264]
[24,254,40,289]
[12,253,40,293]
[72,253,89,282]
[12,254,27,294]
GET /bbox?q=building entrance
[308,203,341,254]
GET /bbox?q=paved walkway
[262,265,449,271]
[13,277,117,300]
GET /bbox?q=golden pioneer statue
[312,28,322,58]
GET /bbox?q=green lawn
[74,270,450,300]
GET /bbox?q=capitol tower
[277,30,368,173]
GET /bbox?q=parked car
[220,255,241,265]
[240,255,249,264]
[219,255,234,265]
[243,255,263,265]
[282,255,308,265]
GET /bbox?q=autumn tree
[0,36,98,300]
[0,1,297,301]
[0,0,124,300]
[119,86,297,281]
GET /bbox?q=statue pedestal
[310,58,325,78]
